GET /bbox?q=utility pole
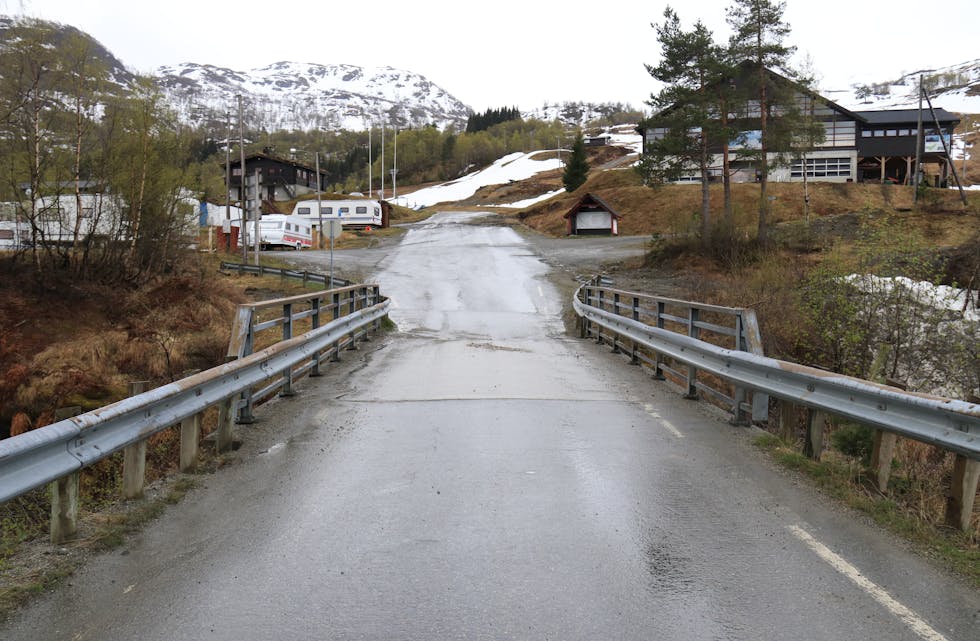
[380,121,385,199]
[238,94,247,263]
[252,168,260,266]
[914,76,924,204]
[368,126,373,198]
[392,127,398,200]
[315,151,323,250]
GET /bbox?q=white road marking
[537,285,544,297]
[644,403,684,438]
[788,525,949,641]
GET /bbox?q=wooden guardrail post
[777,399,798,443]
[180,413,201,473]
[803,409,825,460]
[611,293,622,354]
[595,289,605,345]
[684,307,700,399]
[331,291,343,362]
[280,303,295,397]
[945,456,980,532]
[653,301,666,380]
[122,381,149,499]
[310,297,323,377]
[49,406,82,544]
[866,347,898,490]
[630,296,640,365]
[216,395,235,453]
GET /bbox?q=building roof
[562,192,622,220]
[229,152,325,175]
[852,108,960,125]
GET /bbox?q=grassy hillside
[515,167,979,240]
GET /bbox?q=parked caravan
[291,199,384,229]
[240,214,312,250]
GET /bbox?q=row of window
[790,157,852,178]
[860,128,943,138]
[296,205,378,216]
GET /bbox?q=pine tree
[726,0,795,245]
[639,7,736,243]
[562,132,589,193]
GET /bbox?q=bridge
[1,212,978,640]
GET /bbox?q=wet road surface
[2,212,978,640]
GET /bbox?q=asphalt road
[2,212,977,640]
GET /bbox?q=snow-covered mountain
[826,58,980,113]
[155,61,473,132]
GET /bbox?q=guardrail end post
[803,409,825,461]
[49,472,79,544]
[870,430,898,492]
[944,455,980,532]
[180,412,202,473]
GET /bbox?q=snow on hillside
[391,152,562,209]
[156,61,472,132]
[391,133,643,209]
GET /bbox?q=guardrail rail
[573,276,980,531]
[0,283,389,543]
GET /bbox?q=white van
[240,214,312,250]
[292,199,383,229]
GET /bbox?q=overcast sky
[9,0,980,113]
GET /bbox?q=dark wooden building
[564,192,621,236]
[637,64,961,186]
[854,108,961,185]
[228,153,328,203]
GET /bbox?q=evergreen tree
[639,7,736,243]
[726,0,795,245]
[562,132,589,193]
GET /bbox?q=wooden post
[684,308,700,399]
[868,347,896,491]
[216,396,235,453]
[50,473,79,544]
[803,409,825,460]
[945,455,980,532]
[49,406,82,544]
[777,400,797,442]
[180,413,201,473]
[122,381,149,499]
[870,432,898,491]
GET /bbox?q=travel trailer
[240,214,313,250]
[291,199,383,229]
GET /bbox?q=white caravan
[291,199,383,229]
[240,214,312,250]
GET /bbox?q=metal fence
[220,261,351,289]
[0,284,389,529]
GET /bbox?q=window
[791,157,852,178]
[874,130,885,137]
[321,206,332,215]
[886,129,898,136]
[339,207,350,215]
[297,207,311,215]
[356,206,367,214]
[374,207,380,215]
[80,207,94,219]
[861,130,873,137]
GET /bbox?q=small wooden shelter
[563,192,621,236]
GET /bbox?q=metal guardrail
[579,277,768,424]
[220,261,352,289]
[0,287,389,505]
[574,281,980,460]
